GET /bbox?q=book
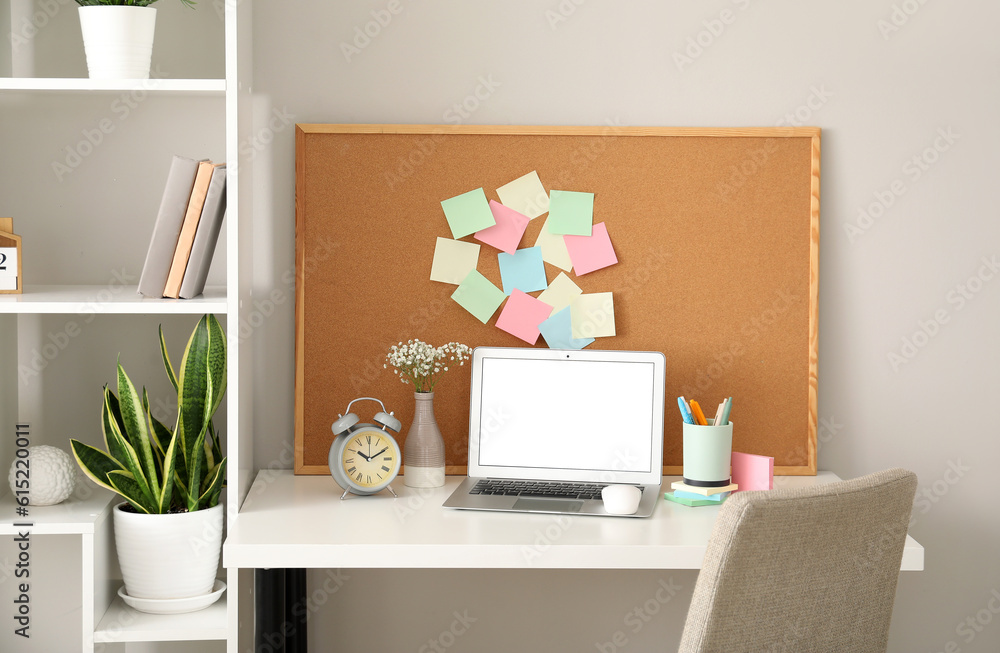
[137,156,204,297]
[162,161,221,298]
[178,165,227,299]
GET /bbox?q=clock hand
[356,450,371,461]
[371,447,389,459]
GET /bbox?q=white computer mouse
[602,484,642,515]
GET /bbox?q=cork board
[295,125,819,476]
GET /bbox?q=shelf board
[0,285,227,314]
[94,594,228,642]
[0,77,225,94]
[0,490,114,535]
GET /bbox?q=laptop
[443,347,665,517]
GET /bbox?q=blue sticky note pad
[497,247,547,295]
[539,307,595,350]
[673,489,728,502]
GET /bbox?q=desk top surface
[223,471,924,570]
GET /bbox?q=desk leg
[255,568,308,652]
[286,569,307,653]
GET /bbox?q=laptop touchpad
[512,498,584,513]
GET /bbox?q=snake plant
[71,314,226,514]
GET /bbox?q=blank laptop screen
[476,357,656,474]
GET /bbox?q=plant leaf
[208,420,224,470]
[199,458,226,509]
[176,316,210,474]
[108,470,155,514]
[156,425,179,513]
[70,439,125,493]
[102,388,131,465]
[103,398,159,510]
[117,362,159,498]
[205,314,227,419]
[159,324,179,393]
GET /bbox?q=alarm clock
[329,397,403,499]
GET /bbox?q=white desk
[224,470,924,571]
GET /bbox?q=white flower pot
[78,6,156,80]
[113,503,222,601]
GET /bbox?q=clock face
[340,429,401,490]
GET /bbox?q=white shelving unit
[0,285,228,314]
[0,77,225,93]
[0,1,255,651]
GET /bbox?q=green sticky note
[547,190,594,236]
[664,492,727,507]
[441,188,496,239]
[452,270,506,324]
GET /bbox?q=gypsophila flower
[385,339,472,392]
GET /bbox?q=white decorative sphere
[8,445,76,506]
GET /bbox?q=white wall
[245,1,1000,651]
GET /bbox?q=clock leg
[340,488,350,500]
[386,485,398,498]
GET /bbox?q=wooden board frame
[295,124,819,476]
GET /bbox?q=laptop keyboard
[470,479,643,501]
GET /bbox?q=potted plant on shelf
[70,314,226,612]
[76,0,196,80]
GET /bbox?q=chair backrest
[678,468,918,653]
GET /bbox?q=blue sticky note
[539,307,595,350]
[673,489,728,502]
[497,246,547,295]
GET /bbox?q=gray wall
[249,1,1000,651]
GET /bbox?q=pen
[678,396,696,424]
[690,400,708,426]
[719,397,733,426]
[713,401,725,425]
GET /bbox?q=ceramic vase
[78,6,156,80]
[404,391,445,487]
[113,502,222,603]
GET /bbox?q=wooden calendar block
[0,218,23,294]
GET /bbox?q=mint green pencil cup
[682,420,733,488]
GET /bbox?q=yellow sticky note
[533,216,573,272]
[537,272,582,315]
[571,292,615,338]
[430,237,480,285]
[496,171,549,219]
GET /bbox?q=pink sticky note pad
[475,201,530,254]
[563,222,618,275]
[495,290,553,345]
[731,452,774,492]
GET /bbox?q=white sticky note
[430,237,480,285]
[496,171,549,219]
[533,216,573,272]
[537,272,582,315]
[571,292,615,339]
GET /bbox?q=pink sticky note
[563,222,618,275]
[475,201,530,254]
[731,452,774,492]
[495,290,553,345]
